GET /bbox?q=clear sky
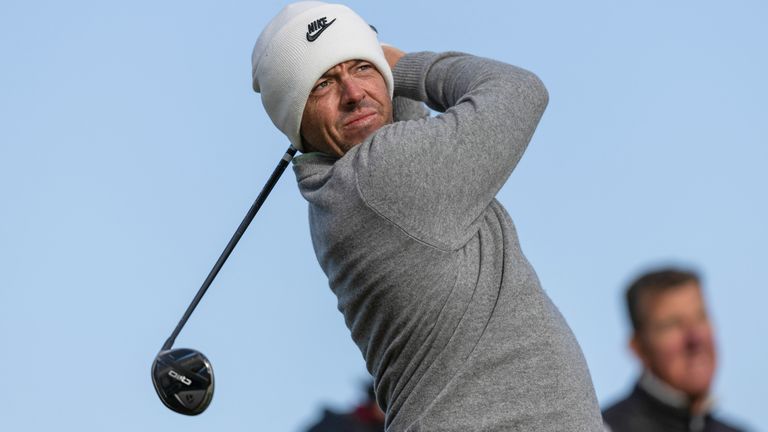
[1,0,766,430]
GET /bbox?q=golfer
[252,2,603,430]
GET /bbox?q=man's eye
[358,64,372,72]
[314,80,330,91]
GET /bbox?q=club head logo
[168,369,192,386]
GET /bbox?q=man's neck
[639,370,713,415]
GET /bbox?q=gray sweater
[293,52,603,431]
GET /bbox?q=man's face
[631,282,717,398]
[300,59,392,157]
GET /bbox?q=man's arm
[392,95,429,122]
[385,46,429,123]
[354,50,549,250]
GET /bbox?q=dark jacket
[603,383,744,432]
[306,404,384,432]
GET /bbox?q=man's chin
[344,111,390,137]
[342,126,385,148]
[675,372,714,398]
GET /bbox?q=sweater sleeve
[392,96,430,122]
[353,51,548,250]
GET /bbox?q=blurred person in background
[305,381,384,432]
[602,267,746,432]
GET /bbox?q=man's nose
[684,322,710,351]
[340,77,365,106]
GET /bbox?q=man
[602,268,744,432]
[252,2,603,430]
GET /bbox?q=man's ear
[629,333,650,368]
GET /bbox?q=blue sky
[1,0,766,430]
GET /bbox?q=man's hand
[382,45,405,71]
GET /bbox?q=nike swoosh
[306,18,336,42]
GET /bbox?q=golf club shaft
[162,145,297,351]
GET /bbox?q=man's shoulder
[601,389,749,432]
[601,389,661,432]
[602,393,638,423]
[708,414,748,432]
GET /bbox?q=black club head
[151,348,214,415]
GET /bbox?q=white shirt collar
[639,370,715,413]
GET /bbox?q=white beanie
[251,1,394,152]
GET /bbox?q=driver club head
[152,348,214,415]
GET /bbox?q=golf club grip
[161,145,297,351]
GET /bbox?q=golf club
[152,145,297,415]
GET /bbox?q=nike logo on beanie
[306,17,336,42]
